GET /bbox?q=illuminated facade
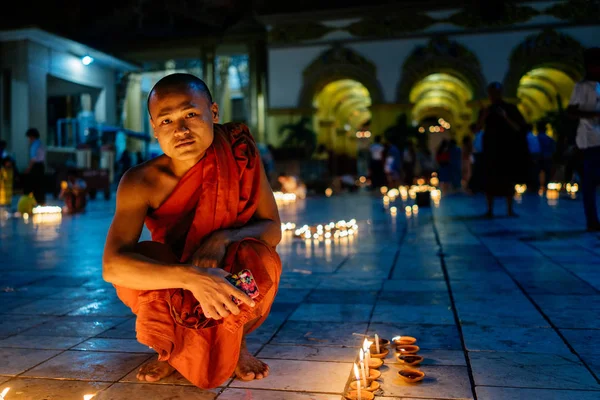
[1,0,599,170]
[0,29,136,170]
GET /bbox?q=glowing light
[515,184,527,194]
[83,395,96,400]
[405,206,412,213]
[380,186,388,195]
[325,188,333,197]
[418,127,425,133]
[32,205,62,214]
[1,388,10,398]
[390,206,397,215]
[274,191,297,204]
[359,176,366,184]
[81,55,94,65]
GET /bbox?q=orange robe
[114,123,282,389]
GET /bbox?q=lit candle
[353,363,362,400]
[359,349,367,386]
[375,334,380,354]
[1,388,10,399]
[83,395,95,400]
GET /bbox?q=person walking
[25,128,46,205]
[480,82,528,217]
[567,47,600,232]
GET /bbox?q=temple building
[0,0,599,173]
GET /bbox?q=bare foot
[235,339,269,381]
[136,359,175,382]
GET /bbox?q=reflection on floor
[1,191,600,399]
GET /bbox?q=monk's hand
[191,231,230,269]
[189,267,255,320]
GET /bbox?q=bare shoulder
[117,155,169,201]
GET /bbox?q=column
[248,39,268,142]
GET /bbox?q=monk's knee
[135,241,179,264]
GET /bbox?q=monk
[102,73,282,389]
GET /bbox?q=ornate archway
[396,37,487,104]
[503,29,585,121]
[298,44,384,109]
[503,29,585,100]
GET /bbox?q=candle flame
[359,348,364,361]
[353,363,360,380]
[1,388,10,398]
[392,336,401,341]
[83,395,95,400]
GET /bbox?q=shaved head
[147,73,213,116]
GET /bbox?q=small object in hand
[397,354,424,366]
[396,344,420,354]
[350,380,380,392]
[225,269,259,305]
[398,368,425,383]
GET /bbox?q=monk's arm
[221,162,282,248]
[102,171,198,290]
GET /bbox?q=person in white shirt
[25,128,46,204]
[567,47,600,232]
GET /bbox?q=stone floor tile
[456,301,549,328]
[21,350,151,381]
[0,315,55,337]
[580,354,600,378]
[257,344,358,362]
[462,325,571,354]
[218,389,341,400]
[20,316,130,337]
[67,299,134,317]
[95,382,217,399]
[371,305,454,325]
[229,359,351,393]
[377,364,473,399]
[0,378,109,400]
[272,321,368,347]
[71,338,154,353]
[306,290,378,304]
[469,352,600,390]
[0,348,61,375]
[376,292,450,307]
[382,280,448,292]
[387,349,467,366]
[95,318,137,339]
[476,386,600,400]
[6,298,94,316]
[0,335,85,350]
[366,323,462,350]
[289,303,374,322]
[316,278,384,291]
[272,289,311,303]
[558,329,600,356]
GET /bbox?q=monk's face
[149,84,219,162]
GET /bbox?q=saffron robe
[114,123,282,388]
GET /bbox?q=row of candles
[514,182,579,201]
[381,184,441,206]
[347,334,425,399]
[0,388,94,400]
[281,219,358,240]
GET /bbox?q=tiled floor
[1,190,600,399]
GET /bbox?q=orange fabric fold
[114,123,282,389]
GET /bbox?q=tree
[277,117,317,158]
